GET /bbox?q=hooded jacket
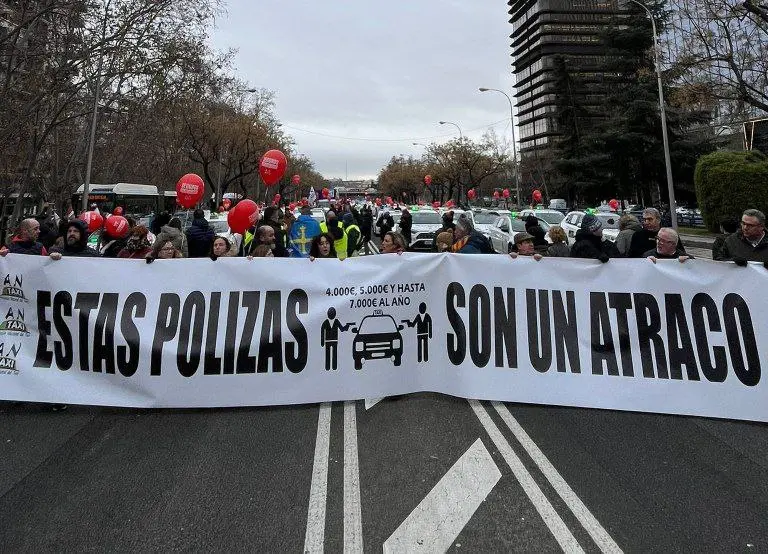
[186,218,215,258]
[614,219,643,256]
[8,236,47,256]
[156,225,188,257]
[50,220,101,257]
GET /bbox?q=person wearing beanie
[49,219,101,258]
[570,214,616,262]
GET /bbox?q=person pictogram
[320,307,354,371]
[404,302,433,362]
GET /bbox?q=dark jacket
[399,212,413,241]
[715,231,768,262]
[8,237,47,256]
[50,220,101,257]
[186,218,215,258]
[643,247,691,259]
[628,228,686,258]
[527,225,549,252]
[99,236,127,258]
[378,212,394,237]
[546,242,570,257]
[570,230,617,262]
[453,231,495,254]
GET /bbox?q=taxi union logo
[0,342,21,375]
[0,273,26,302]
[0,307,29,335]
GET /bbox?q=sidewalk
[680,233,714,250]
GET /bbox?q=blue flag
[289,216,321,257]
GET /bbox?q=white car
[397,209,443,250]
[488,214,553,254]
[519,208,565,226]
[473,209,510,238]
[560,211,621,245]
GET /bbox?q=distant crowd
[1,201,766,269]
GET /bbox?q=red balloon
[259,150,287,187]
[375,198,382,206]
[79,211,104,233]
[105,215,129,239]
[493,191,500,199]
[609,198,619,211]
[321,187,330,199]
[227,199,260,234]
[467,189,477,200]
[291,174,301,185]
[502,189,510,199]
[222,198,232,209]
[176,173,205,209]
[289,202,297,211]
[424,175,432,186]
[532,189,543,203]
[432,201,441,209]
[112,207,123,216]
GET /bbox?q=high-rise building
[508,0,626,156]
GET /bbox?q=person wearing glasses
[645,228,692,264]
[145,240,184,262]
[715,209,768,266]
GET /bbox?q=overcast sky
[211,0,514,180]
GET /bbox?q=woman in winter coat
[614,215,642,256]
[546,225,570,257]
[155,217,188,257]
[117,226,153,259]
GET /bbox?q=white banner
[1,253,767,421]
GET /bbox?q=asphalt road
[3,239,767,552]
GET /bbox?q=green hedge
[694,151,768,231]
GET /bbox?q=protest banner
[1,254,766,422]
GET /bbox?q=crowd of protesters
[1,200,766,269]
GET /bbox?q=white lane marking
[344,401,363,553]
[469,400,585,553]
[492,402,623,554]
[382,438,501,553]
[368,241,379,254]
[304,403,332,553]
[364,397,383,410]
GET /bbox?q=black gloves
[764,261,768,270]
[598,253,610,264]
[145,256,154,264]
[733,256,748,267]
[210,254,219,261]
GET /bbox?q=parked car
[473,209,510,238]
[488,214,551,254]
[396,209,443,250]
[548,199,568,213]
[519,208,565,226]
[560,211,621,245]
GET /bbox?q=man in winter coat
[451,215,494,254]
[715,209,768,265]
[185,209,215,258]
[570,214,617,262]
[615,215,643,256]
[0,219,48,256]
[49,219,101,258]
[644,227,692,264]
[628,208,685,258]
[399,208,413,245]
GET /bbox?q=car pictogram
[351,310,405,370]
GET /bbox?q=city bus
[73,183,161,217]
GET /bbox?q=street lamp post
[627,0,677,229]
[438,121,463,138]
[479,87,520,208]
